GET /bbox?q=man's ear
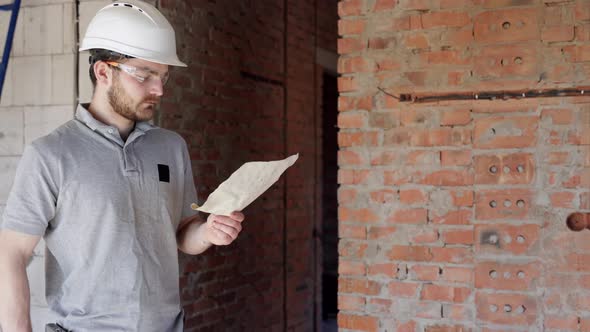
[94,61,113,86]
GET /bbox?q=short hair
[88,49,133,88]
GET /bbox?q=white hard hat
[80,0,186,67]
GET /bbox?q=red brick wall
[157,0,337,330]
[338,0,590,331]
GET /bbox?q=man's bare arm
[0,229,41,332]
[177,212,244,255]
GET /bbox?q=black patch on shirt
[158,164,170,183]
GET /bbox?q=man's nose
[148,78,164,97]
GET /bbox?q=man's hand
[202,212,245,246]
[177,211,245,255]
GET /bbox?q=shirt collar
[75,103,157,133]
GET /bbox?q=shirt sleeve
[180,140,198,222]
[1,144,57,236]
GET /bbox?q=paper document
[191,154,299,216]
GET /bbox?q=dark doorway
[321,71,338,331]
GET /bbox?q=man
[0,1,244,331]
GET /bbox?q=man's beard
[107,74,159,122]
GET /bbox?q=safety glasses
[105,61,170,86]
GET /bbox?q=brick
[474,153,535,185]
[431,247,473,264]
[419,169,474,186]
[339,295,366,311]
[411,128,471,146]
[416,302,443,319]
[542,25,575,42]
[339,150,365,165]
[338,112,367,128]
[441,150,471,166]
[475,189,533,220]
[338,56,372,74]
[397,321,417,332]
[475,261,540,291]
[338,19,366,36]
[431,210,473,225]
[544,315,579,331]
[421,11,470,29]
[474,8,539,43]
[339,240,368,259]
[476,292,537,325]
[400,109,436,126]
[339,207,379,223]
[542,108,574,125]
[441,229,474,245]
[339,260,366,276]
[419,50,470,66]
[473,116,538,149]
[388,281,420,298]
[580,192,590,209]
[338,169,370,184]
[407,150,439,165]
[475,224,540,255]
[576,0,590,20]
[339,188,358,204]
[368,226,398,239]
[388,208,428,224]
[405,33,429,49]
[474,44,538,78]
[546,151,570,165]
[441,266,473,284]
[338,76,360,92]
[370,151,401,166]
[399,189,428,205]
[338,132,379,147]
[389,245,433,262]
[339,278,382,296]
[447,190,473,207]
[550,191,576,209]
[338,313,378,332]
[338,0,362,17]
[421,284,471,303]
[339,224,367,239]
[368,263,397,277]
[338,37,364,55]
[369,188,397,203]
[562,169,590,188]
[373,0,397,11]
[411,264,440,281]
[562,45,590,62]
[411,229,440,244]
[339,95,373,112]
[375,58,401,71]
[426,324,471,332]
[441,109,471,126]
[367,298,393,314]
[576,24,590,41]
[368,36,396,50]
[370,112,400,129]
[383,170,412,186]
[443,28,473,46]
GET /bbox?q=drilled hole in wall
[504,200,512,207]
[500,59,506,66]
[489,165,498,173]
[502,21,511,29]
[516,200,525,208]
[489,304,498,312]
[516,235,525,243]
[489,270,497,278]
[517,271,525,278]
[504,304,512,313]
[490,200,497,208]
[514,57,523,65]
[517,165,524,173]
[503,166,511,174]
[503,271,511,279]
[491,128,496,135]
[488,234,498,244]
[516,305,526,314]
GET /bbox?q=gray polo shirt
[2,104,198,331]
